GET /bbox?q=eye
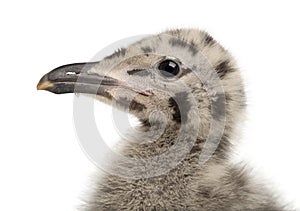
[158,60,180,77]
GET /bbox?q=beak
[37,62,151,96]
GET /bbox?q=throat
[110,114,231,180]
[120,121,205,160]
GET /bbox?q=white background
[1,0,300,210]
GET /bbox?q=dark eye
[158,60,180,77]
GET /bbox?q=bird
[37,29,286,210]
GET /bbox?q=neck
[120,119,230,165]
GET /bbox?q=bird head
[37,29,245,149]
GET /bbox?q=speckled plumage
[81,29,285,210]
[38,29,286,210]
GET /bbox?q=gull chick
[37,29,285,210]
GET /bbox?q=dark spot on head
[215,60,235,79]
[169,97,181,123]
[180,67,193,77]
[129,100,146,112]
[168,92,191,123]
[169,38,198,56]
[203,33,214,46]
[190,40,196,46]
[166,29,181,36]
[118,97,146,112]
[169,37,187,48]
[188,45,198,56]
[104,48,126,60]
[101,91,113,100]
[141,46,153,53]
[127,69,150,77]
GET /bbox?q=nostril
[66,71,79,76]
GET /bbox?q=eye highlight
[158,60,180,77]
